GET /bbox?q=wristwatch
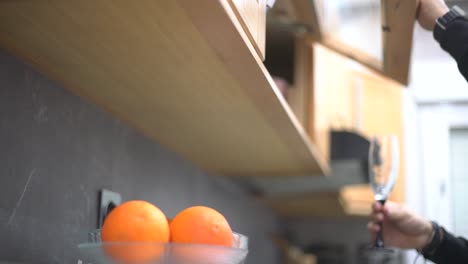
[420,221,444,257]
[434,5,466,43]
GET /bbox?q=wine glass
[369,135,399,249]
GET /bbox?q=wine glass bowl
[369,135,399,202]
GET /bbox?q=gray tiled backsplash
[0,48,280,264]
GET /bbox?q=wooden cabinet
[310,43,405,216]
[310,43,404,154]
[275,38,354,162]
[264,41,405,217]
[309,43,356,162]
[341,70,405,215]
[228,0,267,60]
[0,0,405,217]
[0,0,326,177]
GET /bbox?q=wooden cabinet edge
[225,0,267,60]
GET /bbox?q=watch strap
[420,221,445,258]
[434,6,466,43]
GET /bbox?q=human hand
[416,0,450,31]
[367,201,433,250]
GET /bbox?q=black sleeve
[425,228,468,264]
[436,18,468,82]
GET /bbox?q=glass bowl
[78,231,248,264]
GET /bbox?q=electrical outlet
[98,189,122,228]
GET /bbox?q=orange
[170,206,233,247]
[101,200,169,263]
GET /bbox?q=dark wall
[0,49,280,264]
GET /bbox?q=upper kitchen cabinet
[259,42,405,218]
[311,43,404,159]
[270,0,417,86]
[0,0,328,177]
[314,43,405,216]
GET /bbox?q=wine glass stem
[375,199,386,248]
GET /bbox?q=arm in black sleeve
[424,227,468,264]
[436,18,468,82]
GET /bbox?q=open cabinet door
[381,0,417,85]
[271,0,417,86]
[321,0,416,85]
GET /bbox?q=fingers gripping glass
[369,135,399,250]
